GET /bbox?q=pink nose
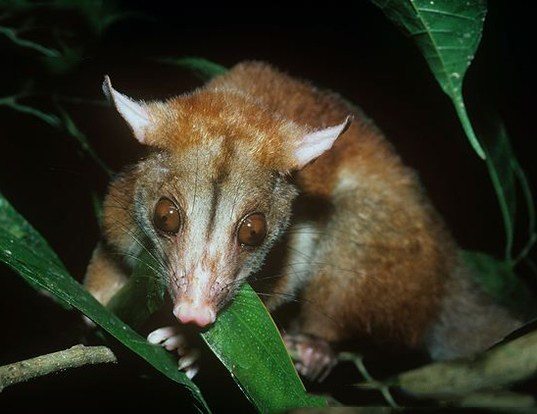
[173,303,216,328]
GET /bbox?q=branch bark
[394,329,537,398]
[0,344,117,391]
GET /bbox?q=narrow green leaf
[90,191,103,225]
[58,107,114,177]
[0,95,61,127]
[468,116,534,262]
[51,0,133,35]
[0,192,210,413]
[157,56,228,81]
[513,159,536,263]
[462,250,537,318]
[371,0,487,158]
[481,121,516,259]
[0,24,61,57]
[202,285,327,412]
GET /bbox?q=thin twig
[0,24,61,57]
[339,352,400,408]
[0,344,117,392]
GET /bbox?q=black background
[0,1,535,411]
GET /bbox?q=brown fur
[210,62,456,347]
[85,61,519,362]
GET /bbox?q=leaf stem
[340,352,399,408]
[453,96,486,159]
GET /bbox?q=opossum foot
[147,326,199,379]
[283,333,337,382]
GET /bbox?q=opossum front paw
[283,333,337,382]
[147,326,200,379]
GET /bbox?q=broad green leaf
[0,192,210,413]
[371,0,486,159]
[462,250,537,318]
[157,56,228,81]
[371,1,536,262]
[0,193,70,309]
[202,285,327,412]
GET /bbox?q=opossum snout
[173,302,216,328]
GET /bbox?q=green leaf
[371,1,536,262]
[0,192,210,413]
[107,250,166,328]
[462,250,537,318]
[0,95,61,128]
[482,120,516,259]
[57,107,114,177]
[0,192,70,309]
[202,284,327,413]
[109,260,327,412]
[51,0,132,35]
[479,118,535,261]
[157,56,228,81]
[0,24,61,57]
[371,0,487,159]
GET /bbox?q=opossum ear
[292,116,353,169]
[102,75,153,144]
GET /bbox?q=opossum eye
[153,197,181,235]
[238,213,266,247]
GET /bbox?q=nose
[173,302,216,328]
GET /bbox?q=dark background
[0,1,535,411]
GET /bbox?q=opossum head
[103,76,350,327]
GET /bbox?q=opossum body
[85,62,520,380]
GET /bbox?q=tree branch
[394,329,537,398]
[0,344,117,391]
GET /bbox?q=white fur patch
[282,222,321,297]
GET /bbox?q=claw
[163,334,186,352]
[147,326,201,379]
[147,326,180,344]
[185,366,199,379]
[178,349,200,370]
